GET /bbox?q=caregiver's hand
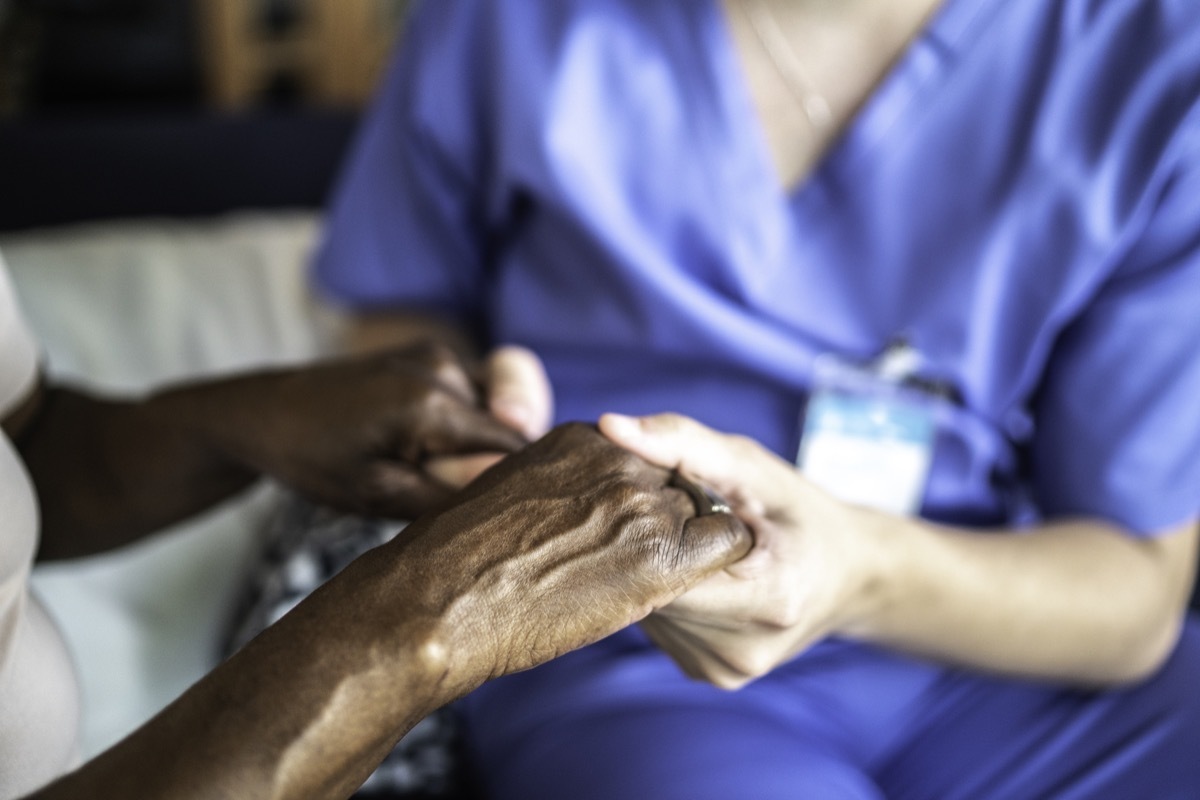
[400,421,755,689]
[599,412,887,689]
[424,344,554,488]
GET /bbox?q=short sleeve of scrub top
[313,1,492,323]
[1031,143,1200,534]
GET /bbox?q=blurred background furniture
[0,109,357,230]
[196,0,409,110]
[0,0,410,231]
[1,0,409,115]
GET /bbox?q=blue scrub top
[315,0,1200,535]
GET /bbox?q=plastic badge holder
[797,342,946,516]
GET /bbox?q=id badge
[797,343,939,516]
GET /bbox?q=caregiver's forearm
[845,514,1198,685]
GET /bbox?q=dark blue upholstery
[0,110,357,231]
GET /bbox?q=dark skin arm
[3,343,525,561]
[26,424,752,800]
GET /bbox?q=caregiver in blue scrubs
[314,0,1200,796]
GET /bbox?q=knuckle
[605,499,682,572]
[611,445,660,480]
[427,343,464,374]
[404,338,443,361]
[658,412,689,431]
[710,672,753,691]
[559,420,599,439]
[723,649,773,682]
[763,594,806,630]
[391,341,465,381]
[548,421,601,451]
[607,482,655,516]
[359,463,429,518]
[763,607,799,630]
[492,344,534,373]
[727,433,759,458]
[556,420,591,435]
[612,482,672,522]
[358,465,400,508]
[416,383,448,411]
[379,340,430,367]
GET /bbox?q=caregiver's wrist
[827,501,912,640]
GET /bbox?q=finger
[638,615,711,683]
[600,412,792,515]
[487,345,554,439]
[660,615,765,688]
[360,461,456,519]
[386,343,479,406]
[424,452,506,489]
[669,471,732,517]
[422,397,529,456]
[653,513,754,615]
[656,569,745,621]
[665,512,753,595]
[428,351,479,405]
[640,614,751,689]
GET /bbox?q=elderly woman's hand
[179,342,529,519]
[422,344,555,489]
[599,412,885,689]
[387,422,755,691]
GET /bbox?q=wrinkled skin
[30,424,752,800]
[393,422,756,686]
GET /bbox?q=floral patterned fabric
[224,495,477,799]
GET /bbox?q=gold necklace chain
[744,0,833,130]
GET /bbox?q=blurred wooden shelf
[195,0,409,110]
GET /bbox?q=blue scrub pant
[459,615,1200,799]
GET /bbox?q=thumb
[424,401,529,456]
[599,412,795,517]
[599,412,727,477]
[487,345,554,439]
[353,461,455,520]
[424,452,506,489]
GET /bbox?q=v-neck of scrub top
[703,0,1006,217]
